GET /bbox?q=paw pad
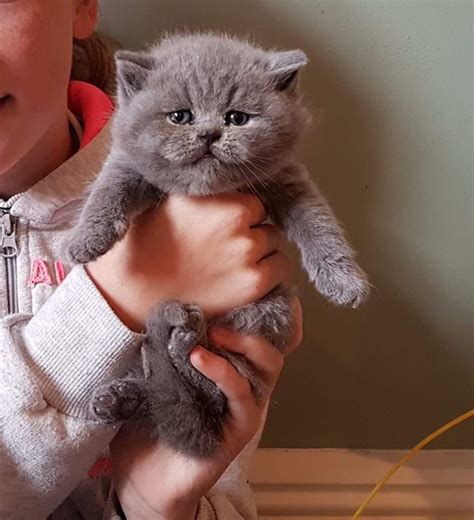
[90,379,144,423]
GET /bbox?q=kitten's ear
[115,50,155,103]
[267,50,308,92]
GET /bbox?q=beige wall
[99,0,473,448]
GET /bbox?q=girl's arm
[106,302,303,520]
[0,264,142,519]
[0,193,290,519]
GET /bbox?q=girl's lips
[0,94,12,107]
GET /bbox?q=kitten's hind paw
[147,301,206,348]
[165,303,206,360]
[90,379,146,423]
[314,257,370,308]
[168,326,200,359]
[162,301,205,332]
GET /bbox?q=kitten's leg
[144,301,229,458]
[144,292,294,457]
[90,372,147,423]
[262,163,370,307]
[213,285,294,403]
[67,158,161,264]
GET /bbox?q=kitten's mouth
[187,149,221,166]
[192,150,218,164]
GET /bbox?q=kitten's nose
[198,131,221,147]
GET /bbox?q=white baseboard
[248,449,474,519]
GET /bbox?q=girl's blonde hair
[71,32,119,94]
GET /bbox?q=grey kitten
[67,33,369,458]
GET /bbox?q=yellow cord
[352,408,474,519]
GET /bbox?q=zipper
[1,209,19,314]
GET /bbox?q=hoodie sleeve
[0,264,143,520]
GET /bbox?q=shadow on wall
[99,0,473,449]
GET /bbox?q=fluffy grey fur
[67,33,369,458]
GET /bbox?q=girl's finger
[208,328,284,389]
[189,346,256,424]
[219,192,266,226]
[241,193,267,226]
[286,296,303,356]
[249,224,283,261]
[252,251,292,297]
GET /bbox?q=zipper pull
[1,212,18,258]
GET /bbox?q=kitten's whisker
[239,163,271,195]
[239,160,282,201]
[237,165,280,208]
[236,162,263,192]
[246,159,277,185]
[235,164,262,199]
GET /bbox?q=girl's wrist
[85,256,147,332]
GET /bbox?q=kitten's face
[113,34,309,195]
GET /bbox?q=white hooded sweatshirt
[0,81,261,520]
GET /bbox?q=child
[0,1,302,519]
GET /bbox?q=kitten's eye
[225,111,250,126]
[168,110,194,124]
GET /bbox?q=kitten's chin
[169,163,245,196]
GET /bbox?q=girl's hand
[86,193,291,332]
[110,298,303,520]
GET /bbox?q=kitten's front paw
[313,257,370,308]
[67,231,102,264]
[90,379,145,423]
[67,219,127,264]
